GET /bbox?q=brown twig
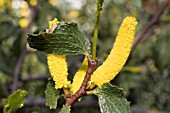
[11,6,38,93]
[131,0,170,53]
[66,59,98,106]
[20,74,48,82]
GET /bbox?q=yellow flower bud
[48,0,58,6]
[20,8,30,17]
[91,16,138,87]
[47,54,70,89]
[71,57,88,94]
[69,10,79,18]
[20,1,30,17]
[0,0,5,8]
[21,1,29,9]
[49,18,59,29]
[19,18,29,28]
[30,0,37,6]
[7,1,12,10]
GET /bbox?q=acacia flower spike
[70,57,88,94]
[91,16,138,87]
[47,18,70,89]
[48,54,70,89]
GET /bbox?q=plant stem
[131,0,170,53]
[92,0,104,59]
[66,59,98,106]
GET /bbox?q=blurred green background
[0,0,170,113]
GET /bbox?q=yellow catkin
[70,57,88,94]
[91,16,138,87]
[47,18,70,89]
[47,54,70,89]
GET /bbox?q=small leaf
[95,83,131,113]
[27,22,91,56]
[59,105,71,113]
[45,80,60,109]
[2,89,28,113]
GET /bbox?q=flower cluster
[47,17,137,94]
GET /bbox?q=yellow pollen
[47,54,70,89]
[91,16,138,87]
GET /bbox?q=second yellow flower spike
[70,58,88,94]
[91,16,138,87]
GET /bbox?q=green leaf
[27,22,91,56]
[95,83,131,113]
[45,80,60,109]
[59,105,71,113]
[2,89,28,113]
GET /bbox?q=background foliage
[0,0,170,113]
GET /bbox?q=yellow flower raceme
[47,18,70,89]
[47,54,70,89]
[71,58,88,94]
[19,18,29,28]
[91,16,138,87]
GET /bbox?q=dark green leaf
[45,80,60,109]
[2,89,28,113]
[95,83,131,113]
[27,22,90,56]
[59,105,71,113]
